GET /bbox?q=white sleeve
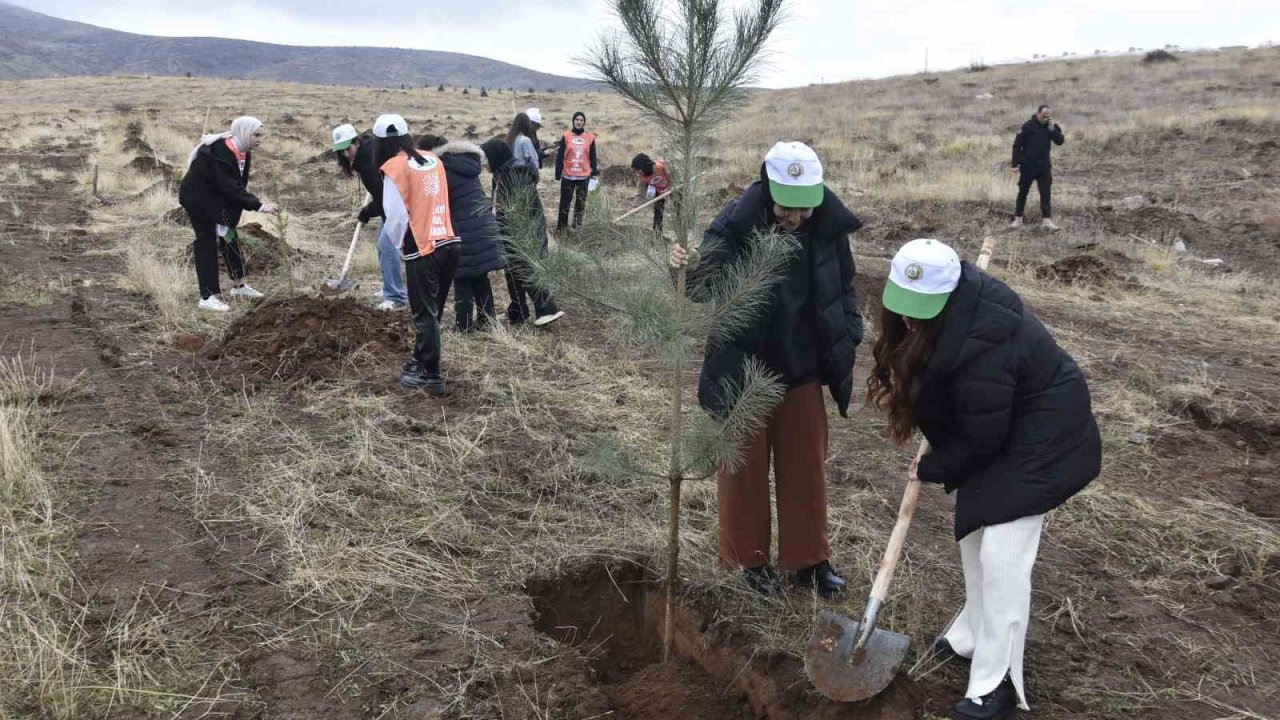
[381,175,408,254]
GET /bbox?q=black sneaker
[794,560,846,599]
[951,675,1018,720]
[931,637,971,664]
[742,564,783,597]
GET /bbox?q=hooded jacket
[914,262,1101,539]
[179,139,261,227]
[481,137,550,257]
[687,169,864,418]
[435,140,506,278]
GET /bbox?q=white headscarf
[187,116,263,170]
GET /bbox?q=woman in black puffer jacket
[418,136,507,332]
[867,238,1101,720]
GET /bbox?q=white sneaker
[229,283,264,299]
[1041,218,1061,231]
[198,295,230,312]
[377,300,406,311]
[533,310,565,327]
[1008,217,1024,228]
[371,289,385,299]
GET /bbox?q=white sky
[12,0,1280,87]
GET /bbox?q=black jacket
[179,139,260,227]
[481,138,550,257]
[436,141,506,278]
[553,128,599,181]
[353,133,385,223]
[1011,115,1064,172]
[688,177,863,417]
[915,263,1101,540]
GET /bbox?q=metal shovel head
[804,610,911,702]
[319,275,353,295]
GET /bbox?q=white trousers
[943,513,1045,710]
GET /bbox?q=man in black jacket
[1009,105,1064,230]
[669,142,862,599]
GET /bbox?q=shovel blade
[804,611,911,702]
[320,276,353,295]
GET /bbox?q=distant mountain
[0,2,593,91]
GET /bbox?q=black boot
[400,360,445,396]
[951,675,1018,720]
[742,564,782,597]
[794,560,846,599]
[932,637,971,664]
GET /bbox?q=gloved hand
[357,205,373,224]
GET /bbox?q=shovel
[321,193,373,295]
[805,237,997,702]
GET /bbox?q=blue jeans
[377,222,407,304]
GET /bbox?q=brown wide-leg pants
[716,381,831,572]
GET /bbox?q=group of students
[180,109,1101,720]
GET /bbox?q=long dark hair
[375,134,427,170]
[335,135,360,178]
[505,112,538,148]
[416,135,448,152]
[866,305,945,445]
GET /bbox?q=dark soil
[234,222,295,273]
[1034,252,1141,288]
[203,296,411,384]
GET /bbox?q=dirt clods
[203,296,410,383]
[1035,252,1141,288]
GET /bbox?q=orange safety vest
[225,137,246,174]
[380,152,458,258]
[644,159,671,193]
[562,131,595,179]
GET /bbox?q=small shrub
[480,87,488,97]
[1143,49,1178,64]
[438,84,445,92]
[967,60,990,73]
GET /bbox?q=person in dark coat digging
[418,135,507,333]
[867,238,1102,720]
[669,141,863,600]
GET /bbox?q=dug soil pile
[203,296,410,383]
[235,222,294,273]
[1034,252,1141,288]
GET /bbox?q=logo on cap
[787,162,804,178]
[905,263,923,281]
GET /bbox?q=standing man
[1009,104,1064,230]
[668,142,863,600]
[554,111,598,232]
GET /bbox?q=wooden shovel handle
[613,188,675,223]
[337,192,373,280]
[869,237,996,603]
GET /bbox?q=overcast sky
[13,0,1280,87]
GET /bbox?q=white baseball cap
[883,239,962,319]
[372,113,409,138]
[331,123,358,151]
[525,107,543,125]
[764,141,824,208]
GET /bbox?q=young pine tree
[510,0,786,662]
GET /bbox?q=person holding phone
[1009,104,1064,230]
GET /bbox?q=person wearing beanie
[374,114,462,395]
[179,116,277,312]
[417,135,507,333]
[331,123,407,310]
[867,239,1101,720]
[630,152,672,232]
[553,111,598,232]
[488,127,565,327]
[668,141,862,600]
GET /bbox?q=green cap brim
[332,139,354,152]
[882,280,951,320]
[768,180,823,208]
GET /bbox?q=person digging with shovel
[331,123,407,310]
[180,116,277,312]
[866,238,1101,720]
[631,153,672,233]
[668,141,862,600]
[374,114,461,394]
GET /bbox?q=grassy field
[0,46,1277,719]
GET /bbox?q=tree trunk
[663,262,687,664]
